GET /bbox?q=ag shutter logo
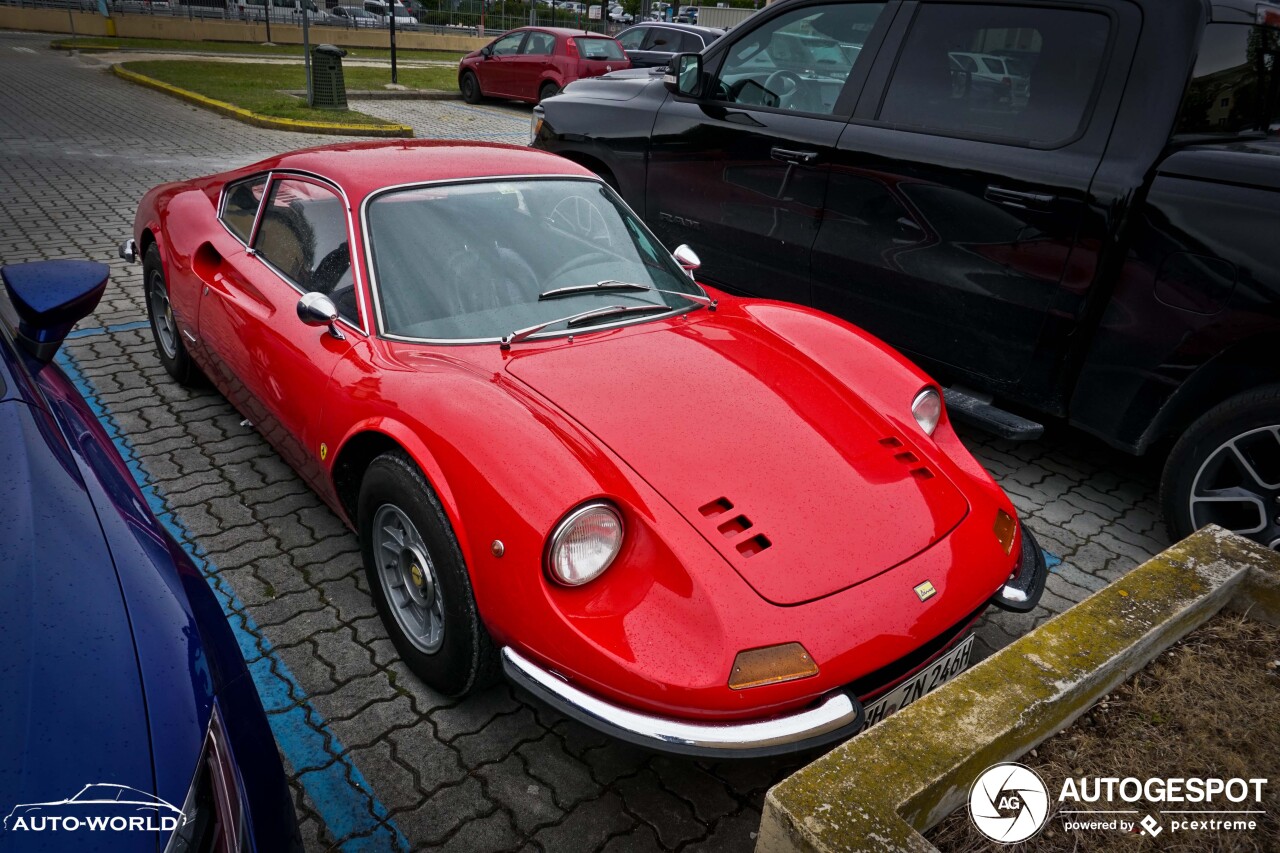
[3,783,186,835]
[969,763,1051,843]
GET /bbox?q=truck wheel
[1161,386,1280,548]
[460,71,482,104]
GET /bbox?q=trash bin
[310,44,348,110]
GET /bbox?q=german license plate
[858,635,974,732]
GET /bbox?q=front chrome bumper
[502,648,865,759]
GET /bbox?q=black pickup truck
[531,0,1280,548]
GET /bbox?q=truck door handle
[770,147,819,165]
[984,185,1056,209]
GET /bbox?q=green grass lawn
[122,60,457,125]
[57,36,463,63]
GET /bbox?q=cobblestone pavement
[349,97,531,143]
[0,32,1169,852]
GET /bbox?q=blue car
[0,261,300,852]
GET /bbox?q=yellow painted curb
[112,64,413,138]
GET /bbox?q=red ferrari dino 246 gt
[125,141,1046,757]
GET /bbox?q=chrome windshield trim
[358,174,704,345]
[502,647,864,758]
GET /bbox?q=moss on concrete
[758,527,1280,853]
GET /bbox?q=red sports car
[457,27,629,105]
[124,141,1045,757]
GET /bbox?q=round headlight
[912,388,943,436]
[547,501,624,586]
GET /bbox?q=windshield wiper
[539,279,716,308]
[499,304,672,350]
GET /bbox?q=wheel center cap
[399,548,434,607]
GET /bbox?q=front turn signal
[729,643,819,690]
[994,508,1018,555]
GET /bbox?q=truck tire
[1161,386,1280,548]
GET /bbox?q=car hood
[0,399,156,825]
[562,67,662,100]
[505,317,969,605]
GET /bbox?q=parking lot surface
[0,32,1169,851]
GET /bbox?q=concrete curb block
[757,526,1280,853]
[111,64,414,138]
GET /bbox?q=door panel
[477,31,527,97]
[813,1,1135,397]
[646,2,891,303]
[196,176,358,489]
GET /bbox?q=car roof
[510,26,593,36]
[239,140,595,200]
[624,20,722,35]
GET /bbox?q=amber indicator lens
[728,643,819,690]
[994,508,1017,555]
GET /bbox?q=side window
[255,179,358,324]
[645,28,673,50]
[616,27,647,50]
[220,175,267,244]
[523,32,556,55]
[878,5,1110,147]
[1176,23,1280,136]
[713,3,886,116]
[491,32,525,56]
[672,31,702,53]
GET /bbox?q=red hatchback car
[458,27,629,104]
[125,141,1046,758]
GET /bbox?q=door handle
[770,147,819,165]
[984,185,1056,210]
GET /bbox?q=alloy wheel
[1189,425,1280,549]
[372,503,446,652]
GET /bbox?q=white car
[948,51,1030,104]
[364,0,417,27]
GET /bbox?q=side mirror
[480,45,493,58]
[297,292,346,340]
[664,53,703,97]
[672,244,701,277]
[1,260,109,363]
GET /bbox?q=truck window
[712,2,886,116]
[877,4,1110,147]
[1176,23,1280,137]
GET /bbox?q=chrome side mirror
[673,244,701,277]
[298,292,346,340]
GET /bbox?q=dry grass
[927,614,1280,852]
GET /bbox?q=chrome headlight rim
[911,387,943,436]
[545,500,625,587]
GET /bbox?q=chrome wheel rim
[148,271,178,360]
[372,504,445,653]
[1189,425,1280,549]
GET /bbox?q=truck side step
[943,388,1044,442]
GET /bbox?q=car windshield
[365,178,704,341]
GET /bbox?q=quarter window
[255,179,359,324]
[713,2,886,116]
[1176,23,1280,137]
[220,176,266,244]
[878,5,1110,147]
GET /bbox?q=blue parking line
[54,348,410,852]
[66,320,152,339]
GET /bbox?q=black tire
[143,242,203,386]
[1160,385,1280,548]
[460,71,482,104]
[538,81,561,103]
[358,450,499,697]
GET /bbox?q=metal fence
[0,0,632,37]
